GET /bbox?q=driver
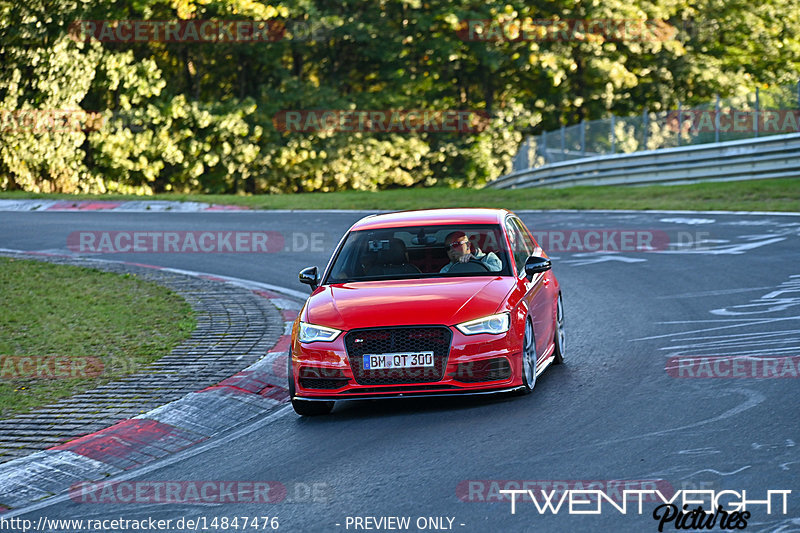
[440,231,502,273]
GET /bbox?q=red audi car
[288,208,564,415]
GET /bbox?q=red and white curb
[0,252,304,512]
[3,199,798,217]
[0,200,249,212]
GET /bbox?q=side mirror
[299,266,319,291]
[524,255,551,280]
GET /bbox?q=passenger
[440,231,502,273]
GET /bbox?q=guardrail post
[677,103,682,146]
[610,115,616,154]
[580,120,586,156]
[754,86,760,138]
[541,130,548,163]
[560,125,565,157]
[714,94,720,143]
[797,79,800,110]
[642,109,648,150]
[525,137,531,169]
[513,137,527,171]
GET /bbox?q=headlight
[455,313,510,335]
[299,322,342,343]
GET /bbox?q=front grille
[345,326,452,385]
[451,357,511,383]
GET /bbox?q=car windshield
[325,224,513,283]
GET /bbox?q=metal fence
[492,133,800,189]
[510,81,800,172]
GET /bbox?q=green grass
[0,257,195,418]
[1,178,798,212]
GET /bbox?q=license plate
[363,351,434,370]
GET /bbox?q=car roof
[350,208,512,231]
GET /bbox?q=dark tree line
[1,0,798,193]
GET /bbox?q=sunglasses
[448,239,470,249]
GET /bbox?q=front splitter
[295,386,524,401]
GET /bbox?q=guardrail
[489,132,800,189]
[509,82,800,173]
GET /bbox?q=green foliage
[262,131,433,192]
[1,0,798,193]
[88,96,261,193]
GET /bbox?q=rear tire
[288,354,334,416]
[553,294,565,364]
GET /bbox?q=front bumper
[291,323,523,400]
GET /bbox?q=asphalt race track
[1,209,799,533]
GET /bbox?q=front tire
[553,294,565,364]
[520,317,537,393]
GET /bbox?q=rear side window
[504,219,530,275]
[510,217,538,255]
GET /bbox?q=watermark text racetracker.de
[528,229,713,253]
[666,356,800,378]
[0,109,103,133]
[68,19,330,43]
[0,355,104,379]
[530,229,670,253]
[69,480,331,504]
[457,18,677,42]
[67,230,326,254]
[0,355,161,381]
[458,479,672,504]
[273,109,489,134]
[668,109,800,135]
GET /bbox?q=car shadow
[292,364,569,422]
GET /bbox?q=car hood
[304,277,516,330]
